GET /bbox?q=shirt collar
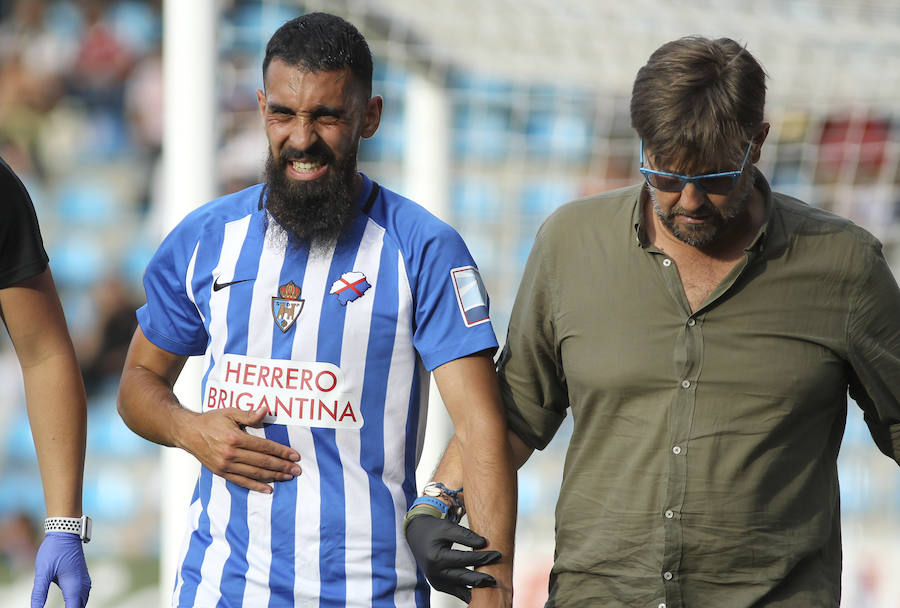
[631,185,650,248]
[746,167,775,254]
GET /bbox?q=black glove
[404,514,501,603]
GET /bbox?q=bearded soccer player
[117,13,514,608]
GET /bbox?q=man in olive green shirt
[404,37,900,607]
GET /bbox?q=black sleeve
[0,157,49,288]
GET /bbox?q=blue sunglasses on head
[639,141,753,195]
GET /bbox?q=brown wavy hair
[630,36,767,173]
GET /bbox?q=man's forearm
[457,422,516,601]
[23,353,86,517]
[117,329,302,493]
[117,365,195,449]
[431,353,518,605]
[8,271,89,518]
[436,429,535,485]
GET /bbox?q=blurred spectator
[65,0,135,113]
[0,513,40,577]
[0,0,72,179]
[77,275,139,398]
[124,45,162,159]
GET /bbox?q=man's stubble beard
[649,175,753,248]
[264,145,358,255]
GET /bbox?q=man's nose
[679,182,707,212]
[287,118,318,154]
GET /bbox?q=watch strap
[402,498,453,536]
[410,495,452,517]
[44,515,92,543]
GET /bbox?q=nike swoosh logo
[213,277,253,292]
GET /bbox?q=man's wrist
[44,515,92,543]
[170,406,199,451]
[402,495,458,536]
[422,481,465,519]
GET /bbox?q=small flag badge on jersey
[451,266,490,327]
[272,280,304,332]
[330,271,371,306]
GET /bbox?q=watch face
[82,516,92,542]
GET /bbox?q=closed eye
[266,103,296,120]
[311,108,344,125]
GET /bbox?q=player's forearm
[432,353,518,602]
[434,429,533,487]
[431,435,464,487]
[458,415,516,601]
[22,353,86,517]
[117,365,196,449]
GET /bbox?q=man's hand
[30,533,91,607]
[178,407,301,493]
[405,514,501,603]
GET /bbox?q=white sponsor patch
[204,354,362,429]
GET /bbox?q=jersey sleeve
[405,220,498,371]
[497,221,569,450]
[0,159,49,288]
[136,221,209,356]
[847,241,900,463]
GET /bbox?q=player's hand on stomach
[180,406,301,492]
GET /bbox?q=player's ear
[361,96,382,139]
[257,88,267,120]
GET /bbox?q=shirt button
[672,446,682,455]
[663,258,672,267]
[665,509,674,519]
[687,318,696,327]
[681,380,691,389]
[663,571,673,581]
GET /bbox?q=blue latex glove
[30,532,91,608]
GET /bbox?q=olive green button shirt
[499,172,900,608]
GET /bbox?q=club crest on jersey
[451,266,490,327]
[329,271,371,306]
[272,280,304,332]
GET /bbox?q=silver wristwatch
[44,515,92,543]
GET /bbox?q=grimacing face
[256,60,381,245]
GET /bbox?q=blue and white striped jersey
[137,174,498,608]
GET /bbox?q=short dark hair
[630,36,767,172]
[263,12,374,98]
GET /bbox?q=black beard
[264,144,357,250]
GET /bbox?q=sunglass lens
[697,175,736,195]
[648,174,684,192]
